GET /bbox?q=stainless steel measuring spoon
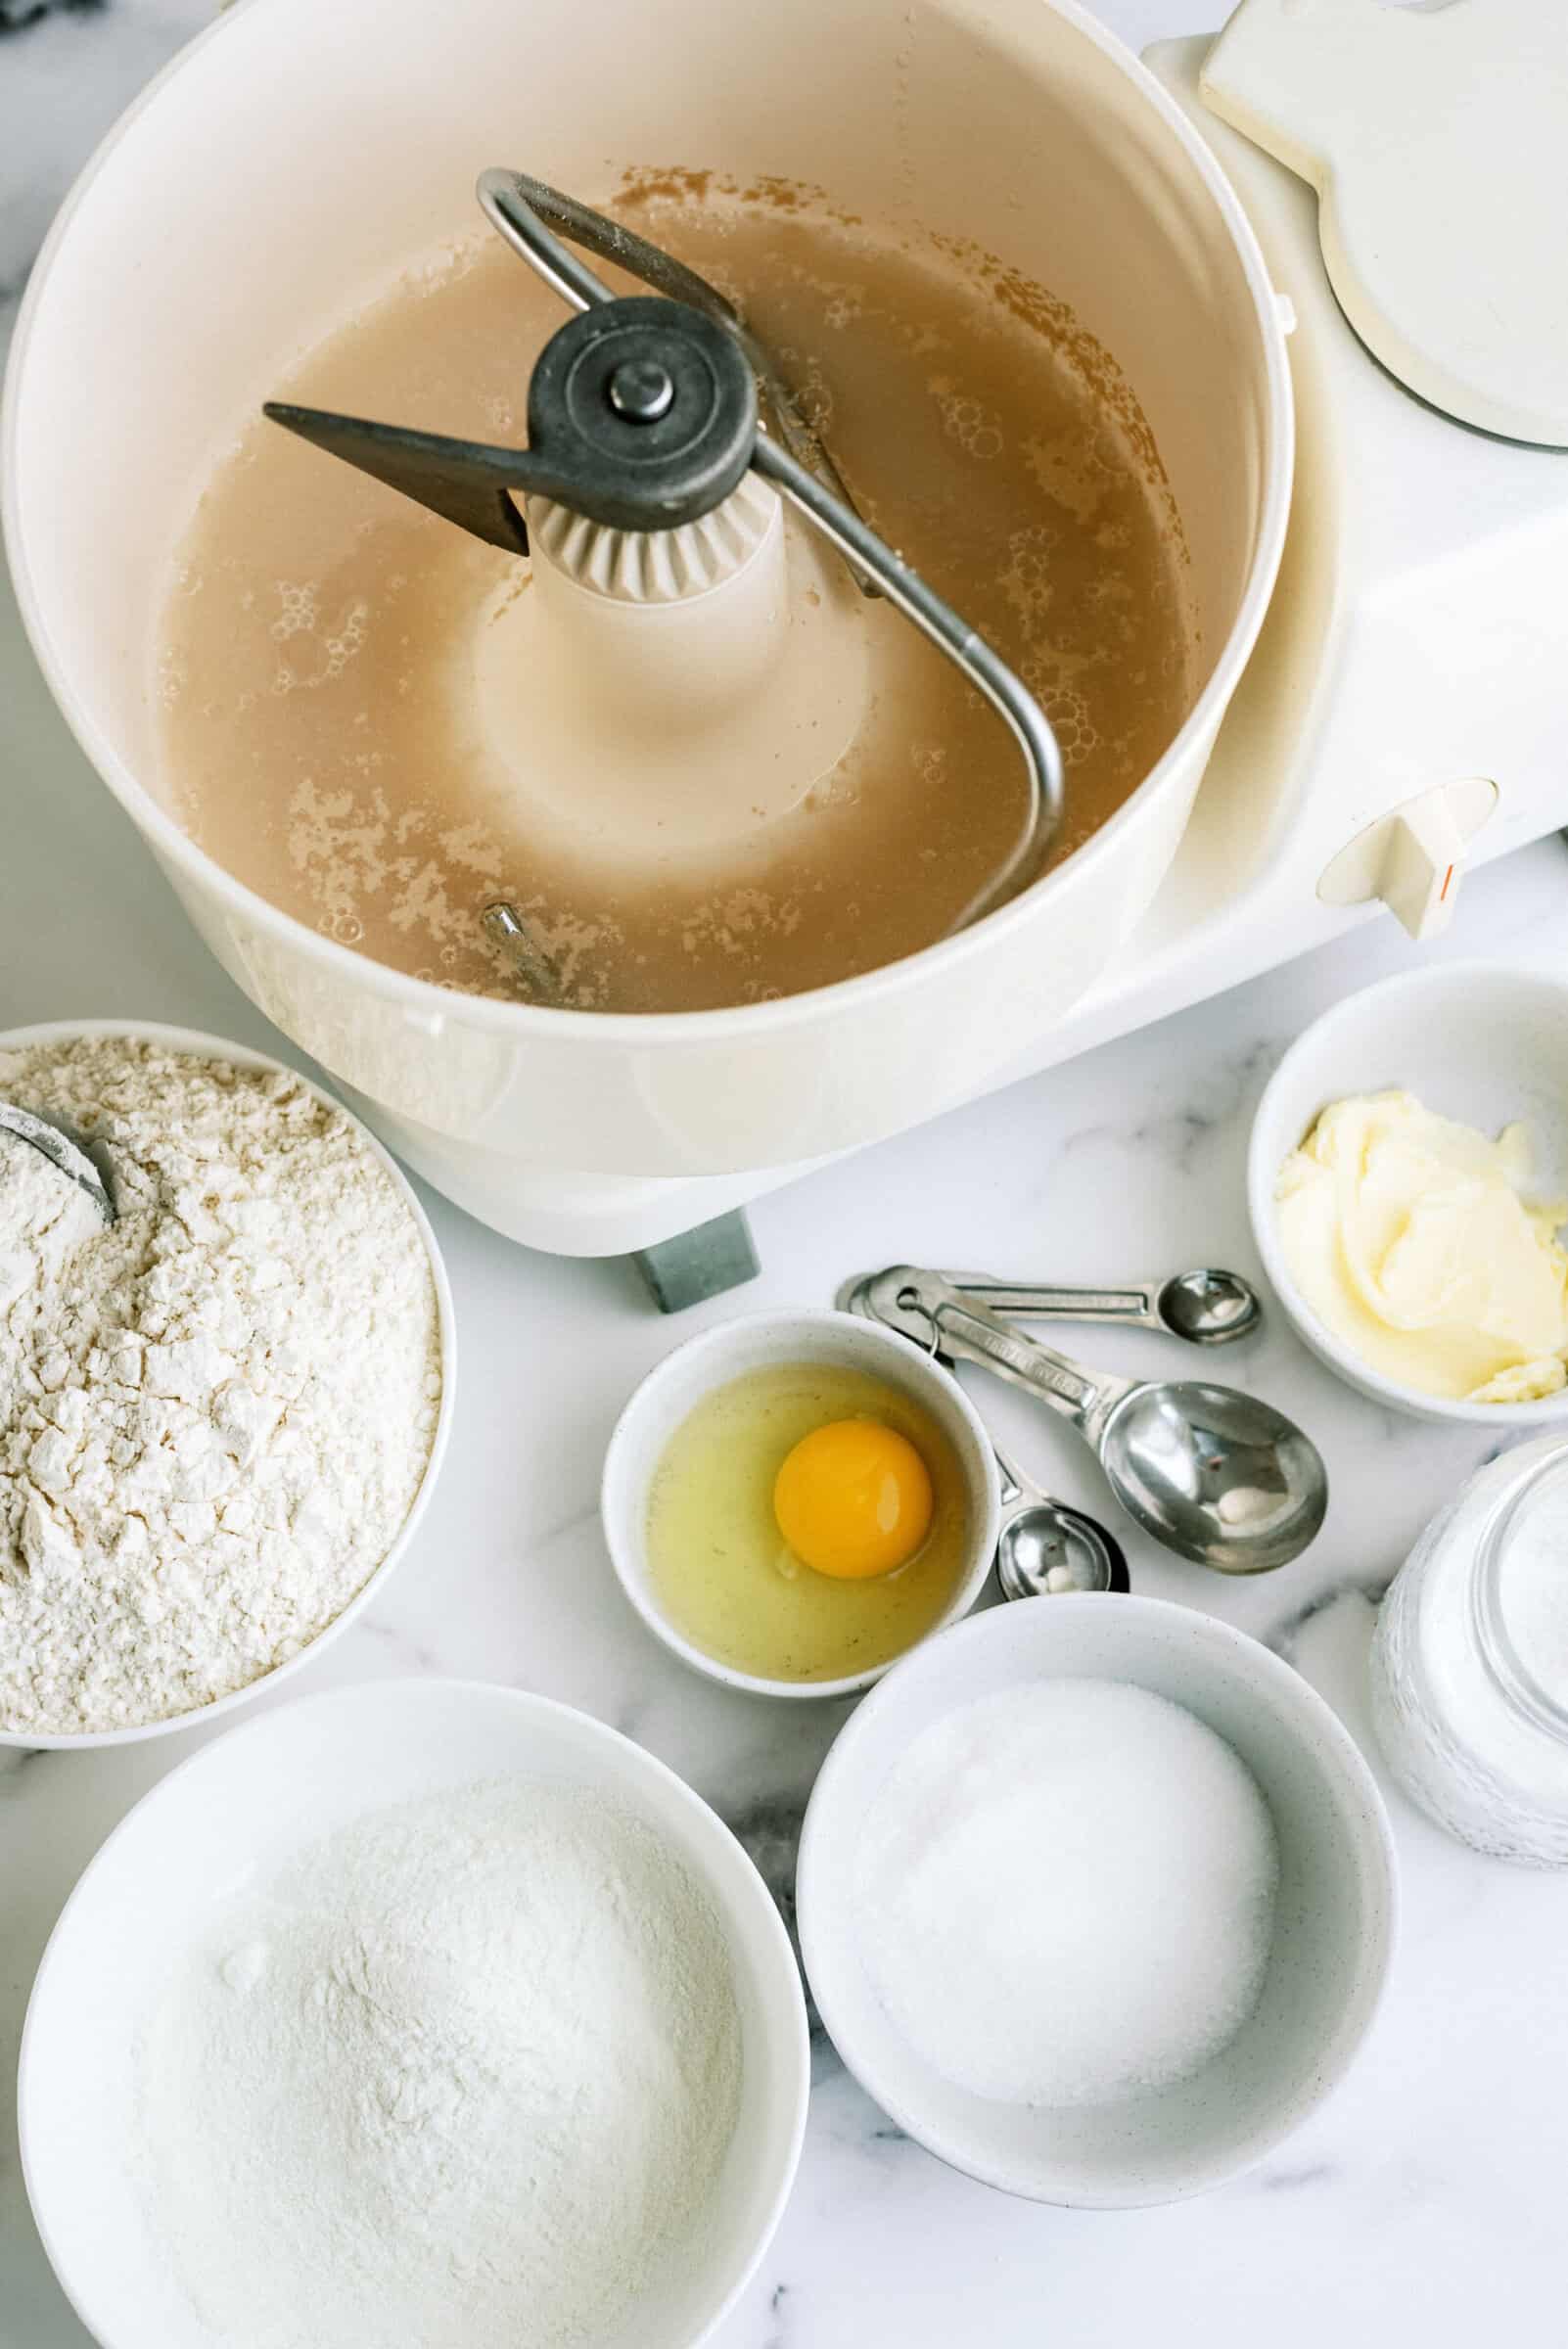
[991,1441,1130,1598]
[849,1265,1325,1575]
[941,1266,1263,1345]
[0,1100,115,1223]
[841,1271,1129,1594]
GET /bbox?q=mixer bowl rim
[2,0,1294,1048]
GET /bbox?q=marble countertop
[5,5,1568,2344]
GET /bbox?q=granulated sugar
[856,1679,1278,2106]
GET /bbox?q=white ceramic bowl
[1247,962,1568,1425]
[602,1308,1000,1698]
[0,1019,455,1748]
[797,1596,1396,2207]
[21,1677,810,2349]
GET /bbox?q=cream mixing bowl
[796,1596,1396,2206]
[0,1020,456,1750]
[1,0,1290,1239]
[20,1678,809,2349]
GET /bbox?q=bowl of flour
[20,1678,809,2349]
[797,1595,1398,2206]
[0,1022,453,1744]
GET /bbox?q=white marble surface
[6,4,1568,2344]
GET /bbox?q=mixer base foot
[632,1210,760,1313]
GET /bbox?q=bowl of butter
[1248,962,1568,1422]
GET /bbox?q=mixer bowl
[2,0,1290,1232]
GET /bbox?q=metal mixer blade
[262,171,1067,992]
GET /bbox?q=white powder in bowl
[856,1679,1278,2106]
[0,1036,442,1734]
[136,1777,743,2349]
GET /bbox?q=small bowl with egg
[602,1309,999,1698]
[1248,962,1568,1424]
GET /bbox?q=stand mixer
[5,0,1564,1303]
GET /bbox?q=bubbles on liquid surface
[929,375,1003,461]
[996,523,1060,636]
[270,581,318,641]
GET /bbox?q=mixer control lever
[1316,777,1499,943]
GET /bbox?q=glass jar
[1369,1436,1568,1865]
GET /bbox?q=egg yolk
[772,1417,935,1579]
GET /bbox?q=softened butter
[1275,1090,1568,1402]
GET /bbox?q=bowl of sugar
[21,1679,809,2349]
[797,1596,1396,2206]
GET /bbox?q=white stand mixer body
[3,0,1290,1231]
[449,31,1568,1253]
[420,12,1568,1253]
[1035,38,1568,1053]
[14,2,1563,1259]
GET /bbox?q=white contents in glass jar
[1497,1476,1568,1703]
[135,1777,742,2349]
[1370,1437,1568,1862]
[856,1680,1278,2105]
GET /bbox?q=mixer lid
[1201,0,1568,449]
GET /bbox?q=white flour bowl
[20,1678,809,2349]
[1247,962,1568,1424]
[797,1597,1396,2206]
[0,1020,455,1748]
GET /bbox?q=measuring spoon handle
[942,1270,1163,1330]
[884,1267,1137,1433]
[990,1441,1034,1510]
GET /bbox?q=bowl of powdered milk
[21,1677,809,2349]
[0,1022,454,1745]
[797,1595,1396,2205]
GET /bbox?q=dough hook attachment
[477,170,874,559]
[264,170,1067,989]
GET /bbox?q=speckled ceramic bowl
[797,1595,1397,2206]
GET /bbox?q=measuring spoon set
[841,1262,1325,1590]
